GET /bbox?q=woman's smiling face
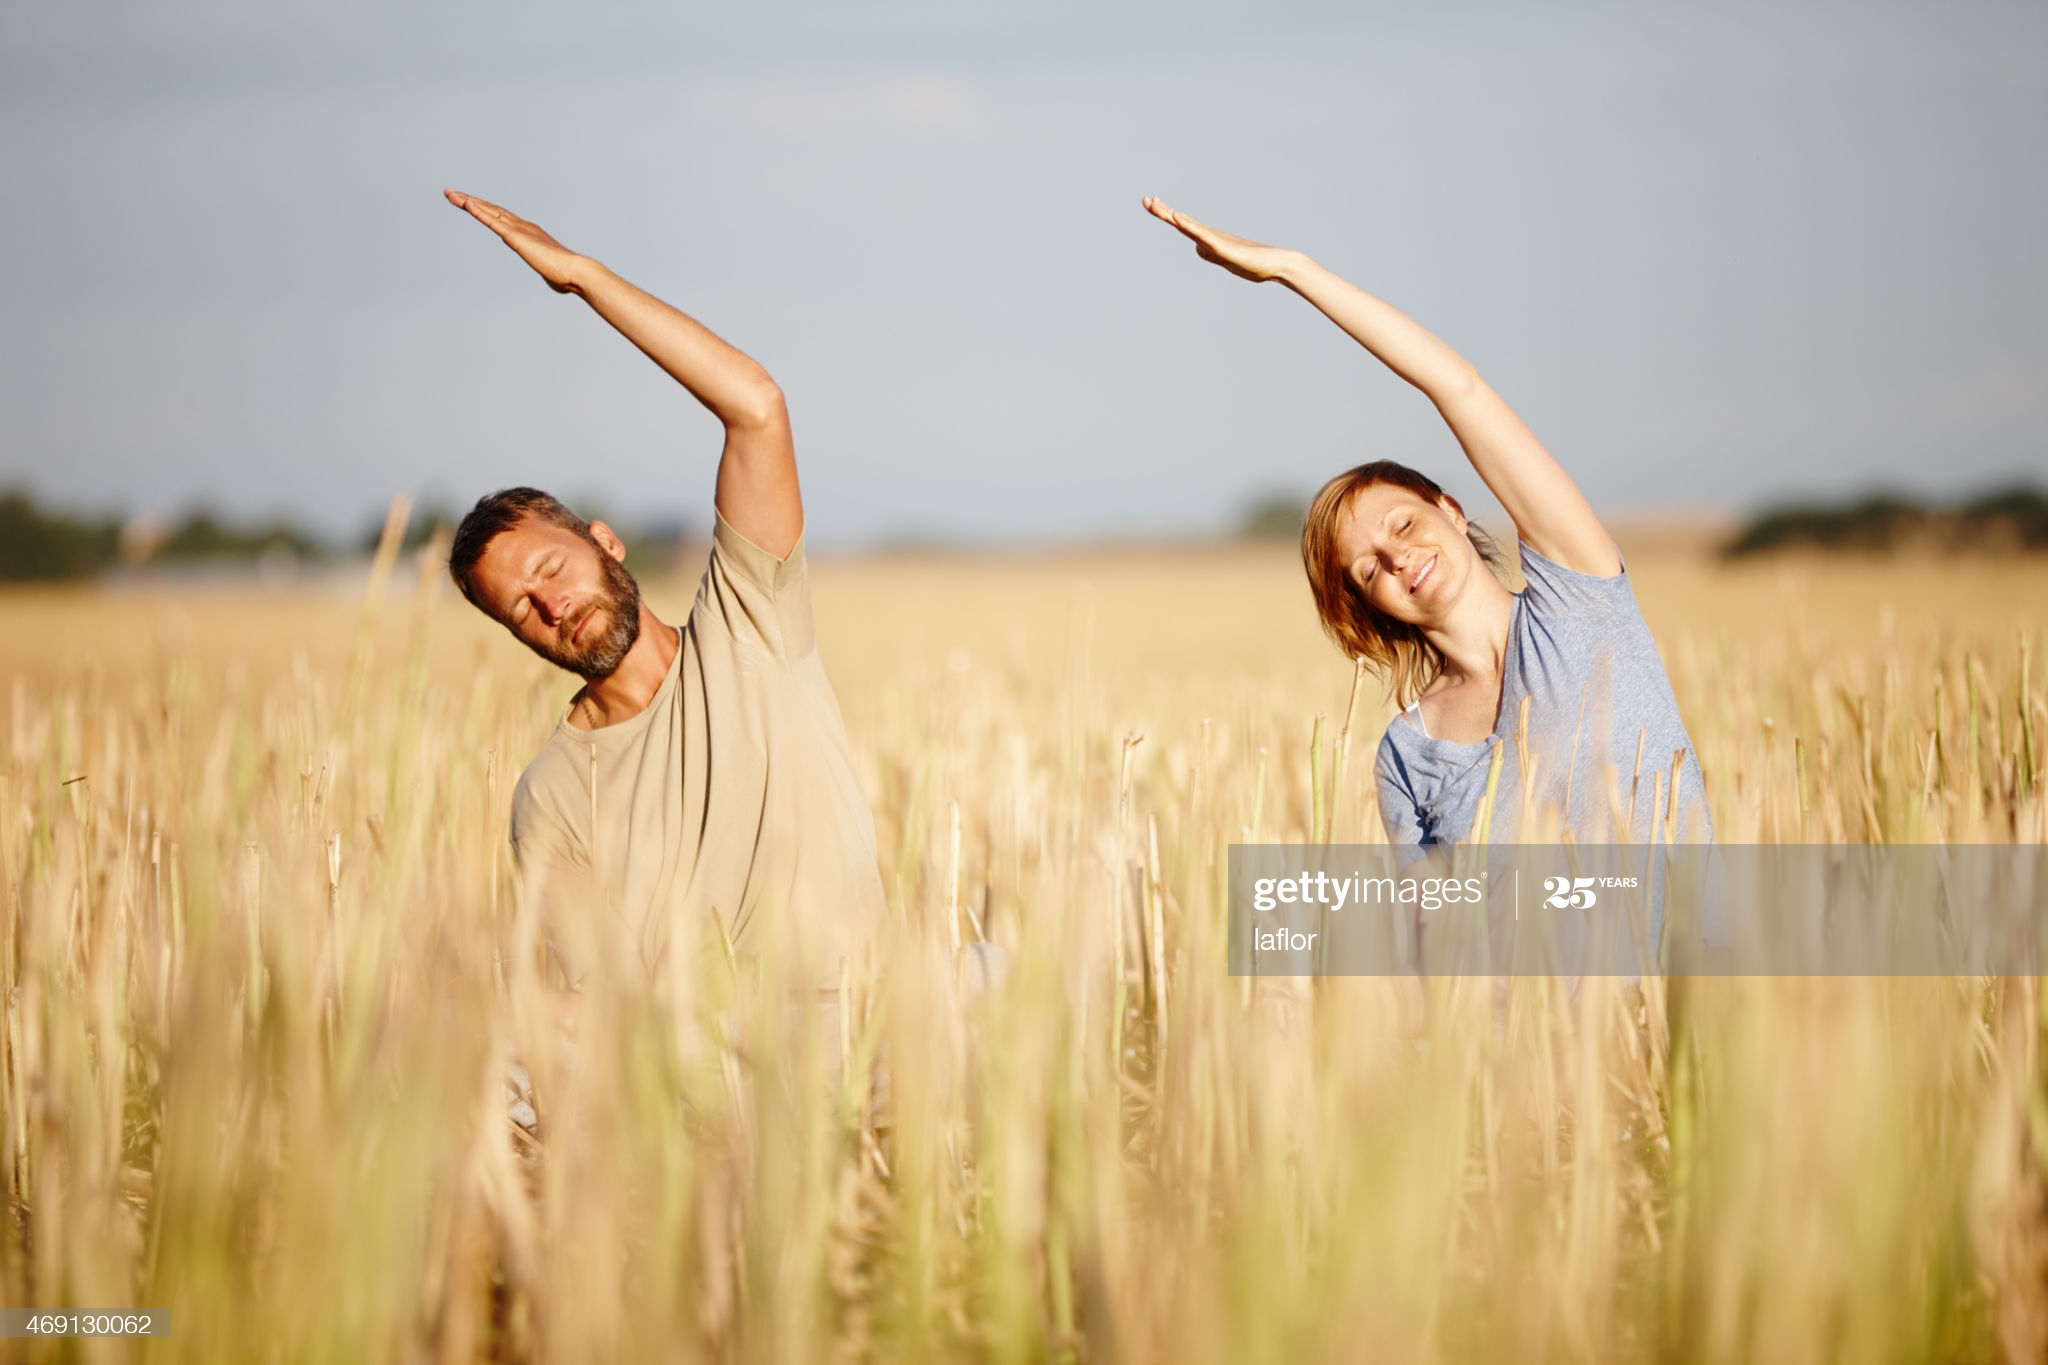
[1332,482,1478,626]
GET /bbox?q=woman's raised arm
[1143,198,1618,576]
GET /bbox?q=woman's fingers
[1143,196,1192,235]
[1142,196,1227,255]
[1142,196,1190,232]
[1143,194,1287,282]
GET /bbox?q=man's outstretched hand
[1141,197,1303,285]
[445,189,590,296]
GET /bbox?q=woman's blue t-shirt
[1373,542,1712,845]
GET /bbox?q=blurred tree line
[7,483,2042,581]
[1235,483,2048,557]
[0,488,703,582]
[0,491,121,579]
[0,490,323,581]
[1237,492,1310,541]
[1722,484,2048,557]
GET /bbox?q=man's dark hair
[448,487,591,608]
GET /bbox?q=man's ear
[587,520,628,563]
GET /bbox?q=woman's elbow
[1432,362,1484,407]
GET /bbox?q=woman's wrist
[1272,250,1319,290]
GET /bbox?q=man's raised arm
[445,189,803,557]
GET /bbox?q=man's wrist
[563,254,609,297]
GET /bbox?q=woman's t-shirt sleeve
[1514,541,1635,622]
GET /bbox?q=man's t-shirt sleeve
[510,792,580,870]
[694,509,817,663]
[508,765,593,988]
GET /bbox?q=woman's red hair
[1300,461,1503,707]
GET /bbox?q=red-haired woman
[1144,199,1711,846]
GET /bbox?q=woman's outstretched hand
[445,189,590,296]
[1142,197,1302,283]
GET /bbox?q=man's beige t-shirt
[508,511,885,988]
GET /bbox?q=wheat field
[1,535,2045,1363]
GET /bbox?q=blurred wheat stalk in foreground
[1,542,2045,1364]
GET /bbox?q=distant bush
[0,491,122,581]
[153,513,325,563]
[1959,485,2048,547]
[1724,484,2048,558]
[1238,492,1307,541]
[0,490,328,582]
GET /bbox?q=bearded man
[441,188,885,993]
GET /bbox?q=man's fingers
[446,188,502,220]
[446,188,523,237]
[447,190,505,231]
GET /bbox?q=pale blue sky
[2,1,2043,546]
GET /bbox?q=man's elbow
[726,380,788,433]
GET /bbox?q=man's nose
[535,592,571,626]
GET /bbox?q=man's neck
[566,605,679,730]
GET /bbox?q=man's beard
[533,546,644,681]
